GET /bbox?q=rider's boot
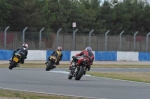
[69,62,72,70]
[45,61,48,64]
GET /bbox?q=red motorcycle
[68,55,91,80]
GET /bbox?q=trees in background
[0,0,10,30]
[0,0,150,34]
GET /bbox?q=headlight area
[82,59,88,65]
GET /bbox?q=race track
[0,67,150,99]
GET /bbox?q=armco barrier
[26,50,46,60]
[61,51,71,61]
[0,50,150,61]
[70,51,81,61]
[0,50,13,60]
[117,51,139,61]
[95,51,117,61]
[139,52,150,61]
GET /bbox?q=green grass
[87,72,150,83]
[1,63,150,68]
[0,89,90,99]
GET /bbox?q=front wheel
[46,61,54,71]
[9,61,17,70]
[75,66,84,80]
[68,72,73,80]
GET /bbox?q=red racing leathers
[76,50,94,65]
[70,50,94,71]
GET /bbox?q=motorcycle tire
[75,66,84,80]
[68,72,73,80]
[9,61,17,70]
[46,61,54,71]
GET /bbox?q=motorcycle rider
[9,43,28,64]
[45,46,63,68]
[69,47,94,71]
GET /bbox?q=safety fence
[0,50,150,61]
[1,28,150,52]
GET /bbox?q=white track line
[48,71,150,84]
[49,71,91,76]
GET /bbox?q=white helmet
[23,43,28,49]
[57,46,62,51]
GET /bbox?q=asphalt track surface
[0,61,150,99]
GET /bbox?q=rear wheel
[9,61,17,70]
[46,61,54,71]
[75,66,84,80]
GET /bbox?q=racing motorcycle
[45,55,57,71]
[9,53,21,70]
[68,55,91,80]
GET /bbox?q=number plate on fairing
[13,57,19,62]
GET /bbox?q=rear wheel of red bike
[75,66,84,80]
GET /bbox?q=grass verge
[1,63,150,68]
[0,89,91,99]
[88,72,150,83]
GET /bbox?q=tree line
[0,0,150,35]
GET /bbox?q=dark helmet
[85,47,92,51]
[57,46,62,51]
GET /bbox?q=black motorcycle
[9,53,21,70]
[45,55,57,71]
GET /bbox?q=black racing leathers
[12,46,28,64]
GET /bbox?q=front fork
[70,61,87,76]
[69,62,77,76]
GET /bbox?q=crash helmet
[85,47,92,51]
[22,43,28,49]
[57,46,62,51]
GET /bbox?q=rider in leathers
[10,43,28,64]
[45,46,63,68]
[69,47,94,71]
